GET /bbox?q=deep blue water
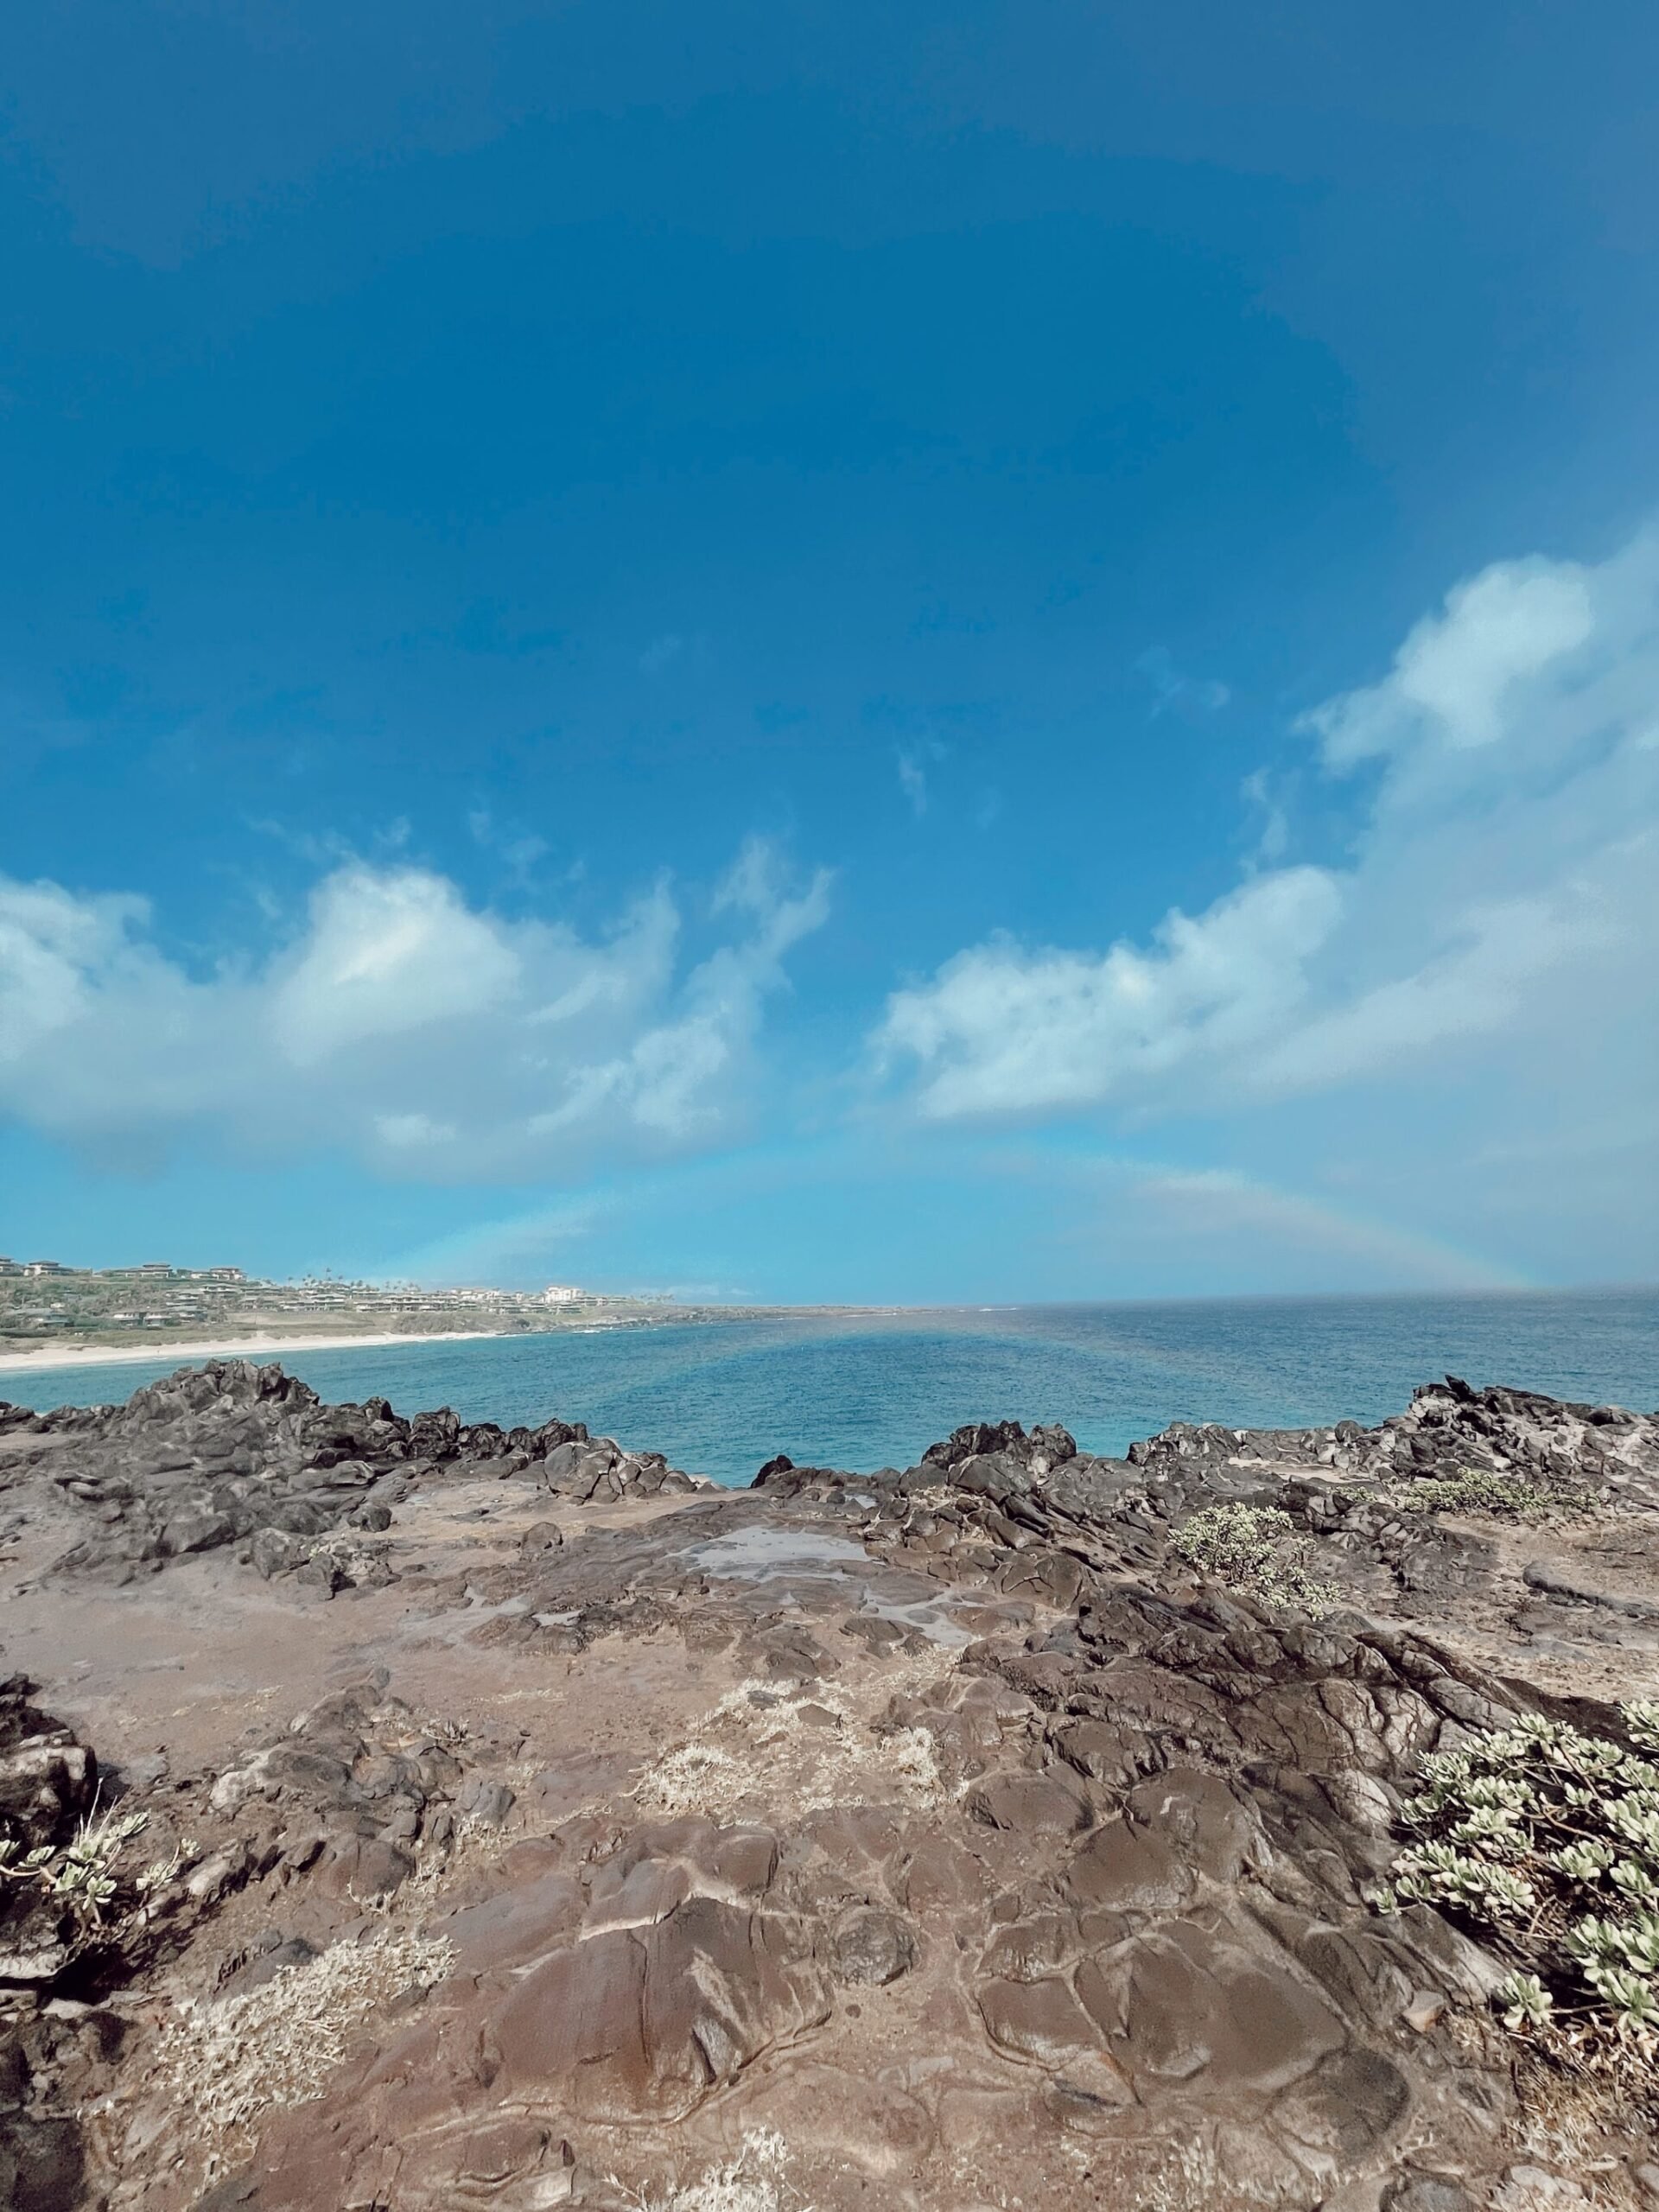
[9,1290,1656,1489]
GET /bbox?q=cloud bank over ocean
[0,841,830,1179]
[3,535,1655,1296]
[877,536,1658,1128]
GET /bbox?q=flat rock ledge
[0,1363,1656,2212]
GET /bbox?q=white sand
[0,1327,513,1378]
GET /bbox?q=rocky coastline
[3,1360,1659,2211]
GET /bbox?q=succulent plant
[1376,1703,1659,2070]
[1171,1502,1338,1615]
[0,1796,195,1959]
[1390,1465,1593,1520]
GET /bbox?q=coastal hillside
[3,1363,1659,2209]
[0,1262,755,1363]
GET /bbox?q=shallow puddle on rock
[685,1527,872,1577]
[855,1594,976,1649]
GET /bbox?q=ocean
[10,1288,1657,1489]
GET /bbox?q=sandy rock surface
[3,1360,1659,2211]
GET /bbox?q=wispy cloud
[896,739,947,818]
[0,836,831,1181]
[467,804,550,881]
[877,531,1659,1136]
[371,1198,606,1287]
[1239,767,1290,867]
[1137,645,1230,721]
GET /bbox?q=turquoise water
[10,1290,1657,1489]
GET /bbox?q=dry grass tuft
[630,2128,808,2212]
[147,1925,456,2177]
[1514,2052,1648,2208]
[636,1656,952,1821]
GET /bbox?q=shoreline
[0,1327,516,1382]
[0,1306,881,1387]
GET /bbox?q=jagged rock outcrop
[0,1676,99,1987]
[0,1360,711,1587]
[0,1680,102,2212]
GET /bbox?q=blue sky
[3,1,1656,1301]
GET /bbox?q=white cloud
[1249,879,1620,1093]
[271,868,521,1065]
[880,868,1340,1118]
[0,842,830,1180]
[874,531,1659,1135]
[540,844,830,1141]
[1308,557,1594,761]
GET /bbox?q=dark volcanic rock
[0,1676,96,1846]
[3,1359,713,1583]
[0,2108,84,2212]
[0,1676,99,1989]
[232,1552,1611,2211]
[4,1364,1658,2211]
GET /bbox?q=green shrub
[1374,1700,1659,2070]
[1392,1466,1589,1521]
[1171,1503,1338,1616]
[0,1799,194,1967]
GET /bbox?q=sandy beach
[0,1326,512,1380]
